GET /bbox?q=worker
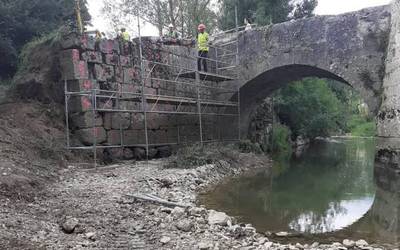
[119,28,131,55]
[95,30,102,51]
[121,28,131,42]
[95,30,102,40]
[166,24,178,39]
[197,23,209,72]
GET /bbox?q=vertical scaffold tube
[137,14,150,160]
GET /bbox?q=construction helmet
[198,24,206,31]
[169,24,174,28]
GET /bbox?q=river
[200,138,399,246]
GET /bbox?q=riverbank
[0,153,395,249]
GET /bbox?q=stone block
[120,100,140,111]
[75,127,106,146]
[61,59,89,80]
[144,87,157,95]
[120,56,132,67]
[103,65,115,81]
[61,34,95,50]
[123,148,135,160]
[103,113,112,129]
[120,84,142,98]
[133,147,146,160]
[149,130,168,143]
[123,67,139,84]
[107,130,122,145]
[69,96,92,113]
[111,113,131,130]
[123,130,146,145]
[71,112,103,129]
[82,51,103,63]
[93,64,106,82]
[105,148,123,160]
[157,146,172,158]
[100,39,119,54]
[105,54,119,65]
[97,98,114,110]
[148,148,158,159]
[67,80,98,92]
[131,114,145,129]
[115,66,124,83]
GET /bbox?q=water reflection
[200,138,400,244]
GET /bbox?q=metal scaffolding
[64,14,243,166]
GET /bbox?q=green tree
[274,78,347,139]
[102,0,217,38]
[217,0,318,30]
[0,0,90,80]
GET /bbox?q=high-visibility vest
[122,32,130,42]
[197,32,209,52]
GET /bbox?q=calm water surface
[200,138,400,245]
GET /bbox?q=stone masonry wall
[377,0,400,168]
[59,33,230,160]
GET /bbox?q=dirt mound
[0,101,84,200]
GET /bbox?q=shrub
[270,123,292,153]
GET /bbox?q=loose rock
[160,236,171,244]
[61,217,79,234]
[175,219,193,232]
[207,210,230,226]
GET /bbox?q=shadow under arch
[238,64,376,138]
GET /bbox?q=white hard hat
[169,24,174,28]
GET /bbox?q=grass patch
[17,30,61,75]
[347,115,376,137]
[350,122,376,137]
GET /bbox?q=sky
[87,0,391,37]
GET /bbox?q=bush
[270,123,292,153]
[237,140,263,154]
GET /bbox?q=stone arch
[238,64,379,138]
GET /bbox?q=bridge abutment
[377,0,400,170]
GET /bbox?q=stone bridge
[54,1,400,165]
[213,2,400,167]
[222,5,390,136]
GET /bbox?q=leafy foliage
[102,0,217,37]
[270,124,292,153]
[0,0,90,80]
[274,78,347,139]
[217,0,318,30]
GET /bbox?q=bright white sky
[87,0,391,37]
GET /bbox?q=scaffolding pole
[91,88,97,168]
[137,14,150,161]
[64,79,70,148]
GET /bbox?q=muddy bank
[0,154,394,249]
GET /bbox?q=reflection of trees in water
[201,138,376,233]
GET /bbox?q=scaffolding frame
[64,11,242,167]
